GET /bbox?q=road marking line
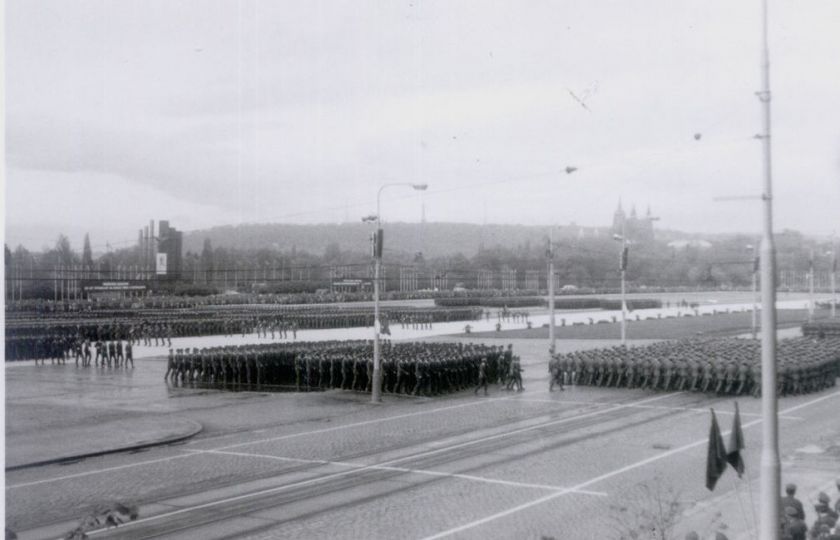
[7,454,195,489]
[420,390,840,540]
[5,390,676,491]
[185,448,607,496]
[208,395,518,451]
[514,397,803,420]
[7,395,513,490]
[73,391,676,536]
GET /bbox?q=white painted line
[186,448,607,496]
[215,395,517,451]
[7,453,195,489]
[8,395,512,490]
[514,397,803,420]
[75,391,679,536]
[420,390,840,540]
[364,392,686,467]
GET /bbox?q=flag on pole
[727,402,745,477]
[706,409,728,491]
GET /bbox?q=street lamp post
[547,228,555,354]
[832,241,837,319]
[613,227,629,346]
[747,244,759,339]
[546,167,577,355]
[808,250,815,322]
[757,0,780,536]
[371,183,428,403]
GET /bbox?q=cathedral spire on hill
[612,199,656,243]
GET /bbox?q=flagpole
[757,0,780,536]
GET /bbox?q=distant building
[157,221,183,279]
[137,219,183,279]
[612,200,657,243]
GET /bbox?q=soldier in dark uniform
[165,349,175,380]
[701,361,715,393]
[365,358,374,392]
[94,340,103,367]
[83,340,92,367]
[735,361,749,395]
[782,483,806,521]
[395,359,410,395]
[661,357,675,391]
[116,340,124,368]
[474,358,488,396]
[549,356,564,391]
[506,357,523,392]
[413,359,427,396]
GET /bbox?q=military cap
[786,483,797,494]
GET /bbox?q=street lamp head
[565,166,578,174]
[612,234,624,241]
[362,215,377,223]
[411,183,428,191]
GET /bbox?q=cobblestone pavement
[6,335,839,540]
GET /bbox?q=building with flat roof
[137,219,183,279]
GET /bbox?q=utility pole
[752,266,758,338]
[757,0,780,536]
[832,240,837,318]
[613,221,629,346]
[808,249,815,322]
[548,228,555,354]
[371,183,428,403]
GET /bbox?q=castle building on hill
[612,199,657,243]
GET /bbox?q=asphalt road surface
[6,338,840,540]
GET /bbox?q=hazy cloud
[6,0,840,249]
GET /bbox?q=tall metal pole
[620,222,627,346]
[752,265,758,338]
[832,241,837,318]
[372,182,427,403]
[373,242,382,402]
[548,228,555,354]
[758,0,780,536]
[808,250,815,322]
[372,189,384,404]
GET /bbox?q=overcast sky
[6,0,840,252]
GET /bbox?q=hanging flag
[727,402,745,477]
[706,409,728,491]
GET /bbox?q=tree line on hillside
[4,228,835,300]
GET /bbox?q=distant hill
[182,222,740,258]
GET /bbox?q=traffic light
[371,228,384,258]
[620,246,629,271]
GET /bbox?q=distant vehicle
[560,285,579,292]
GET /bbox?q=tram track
[86,391,716,539]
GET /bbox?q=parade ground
[5,308,840,540]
